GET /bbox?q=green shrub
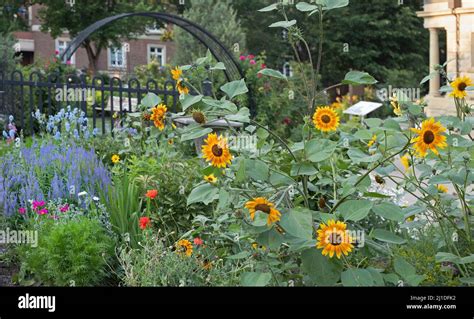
[19,217,115,286]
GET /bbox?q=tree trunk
[84,40,99,76]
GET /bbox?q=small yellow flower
[367,135,377,148]
[410,118,447,157]
[177,79,189,95]
[111,154,120,164]
[168,139,174,145]
[171,67,183,81]
[450,76,472,99]
[390,95,403,116]
[316,220,354,259]
[150,104,167,131]
[204,174,217,184]
[245,197,281,226]
[400,154,411,171]
[312,106,340,132]
[437,184,448,193]
[176,239,193,257]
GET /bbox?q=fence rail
[0,70,180,136]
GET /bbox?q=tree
[0,0,29,34]
[235,0,428,88]
[33,0,174,73]
[172,0,246,65]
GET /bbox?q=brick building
[12,4,176,77]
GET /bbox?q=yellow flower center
[321,114,331,124]
[457,82,467,91]
[423,130,435,144]
[212,144,223,157]
[255,204,271,214]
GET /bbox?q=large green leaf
[301,248,342,285]
[279,207,314,239]
[296,2,318,12]
[258,68,287,81]
[372,203,405,222]
[180,127,213,142]
[180,94,203,111]
[305,139,337,162]
[317,0,349,10]
[224,107,250,123]
[187,183,219,206]
[342,70,378,85]
[373,229,406,244]
[245,159,269,181]
[258,3,279,12]
[240,272,272,286]
[141,92,161,108]
[220,79,249,99]
[393,257,424,286]
[341,268,375,287]
[339,199,373,222]
[269,20,297,28]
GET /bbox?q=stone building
[417,0,474,116]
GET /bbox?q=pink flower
[38,208,49,215]
[60,204,69,213]
[239,55,246,61]
[249,60,256,65]
[247,54,255,60]
[18,207,26,215]
[193,237,204,246]
[261,64,267,69]
[32,200,45,211]
[66,60,71,65]
[55,50,59,55]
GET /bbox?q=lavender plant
[0,142,111,217]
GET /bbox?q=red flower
[145,189,158,199]
[261,64,267,69]
[247,54,255,60]
[193,237,204,246]
[283,117,292,125]
[139,217,151,230]
[257,73,263,79]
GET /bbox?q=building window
[108,46,126,69]
[55,39,75,65]
[282,61,293,77]
[148,45,166,66]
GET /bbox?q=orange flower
[139,217,151,230]
[146,189,158,199]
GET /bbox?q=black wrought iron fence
[0,70,180,136]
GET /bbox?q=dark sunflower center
[211,144,223,157]
[321,114,331,124]
[423,130,435,144]
[458,82,467,91]
[328,233,342,246]
[255,204,271,214]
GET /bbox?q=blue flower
[54,131,61,140]
[65,121,71,132]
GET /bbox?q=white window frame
[55,39,75,65]
[108,46,127,69]
[147,44,166,65]
[282,61,293,78]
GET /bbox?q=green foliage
[118,234,240,286]
[172,0,246,65]
[18,217,115,286]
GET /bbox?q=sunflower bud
[375,175,385,185]
[318,196,326,209]
[192,110,206,124]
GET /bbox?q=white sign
[343,101,383,117]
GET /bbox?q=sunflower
[176,239,193,257]
[176,79,189,95]
[400,154,411,171]
[316,220,354,259]
[367,134,377,148]
[111,154,120,164]
[192,110,206,124]
[204,174,217,184]
[168,139,174,145]
[312,106,340,132]
[450,76,472,99]
[171,67,182,81]
[202,133,232,168]
[437,184,448,193]
[390,95,403,116]
[150,104,167,130]
[244,197,281,226]
[410,118,447,157]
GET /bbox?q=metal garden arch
[60,12,245,83]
